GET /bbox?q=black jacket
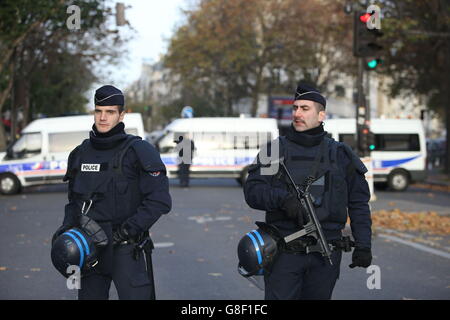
[63,123,172,236]
[244,124,372,249]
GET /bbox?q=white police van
[156,117,279,185]
[0,113,145,194]
[323,118,427,191]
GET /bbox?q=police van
[156,117,279,184]
[0,113,145,194]
[323,118,427,191]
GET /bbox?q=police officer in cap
[53,85,172,299]
[243,83,372,300]
[175,134,195,188]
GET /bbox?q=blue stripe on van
[0,161,67,173]
[160,157,254,166]
[380,155,421,168]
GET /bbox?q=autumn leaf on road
[372,209,450,235]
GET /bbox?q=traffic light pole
[357,57,365,110]
[352,2,376,201]
[356,57,369,158]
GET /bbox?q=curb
[412,181,450,192]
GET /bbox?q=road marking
[154,242,174,248]
[188,216,232,224]
[379,233,450,260]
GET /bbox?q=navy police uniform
[175,136,195,187]
[243,84,372,300]
[57,85,172,300]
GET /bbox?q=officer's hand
[349,247,372,268]
[113,222,132,244]
[51,225,72,246]
[281,195,309,227]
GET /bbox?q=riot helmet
[51,215,108,278]
[237,222,281,277]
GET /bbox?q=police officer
[175,134,195,188]
[243,83,372,300]
[53,85,172,300]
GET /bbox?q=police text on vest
[81,164,100,172]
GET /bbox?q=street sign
[181,106,194,118]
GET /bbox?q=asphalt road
[0,179,449,300]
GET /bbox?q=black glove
[349,247,372,268]
[281,195,309,227]
[79,215,108,248]
[51,224,72,246]
[113,221,137,244]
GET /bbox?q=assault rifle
[279,158,334,265]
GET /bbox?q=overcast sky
[111,0,189,87]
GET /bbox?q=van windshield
[11,132,42,158]
[157,131,178,153]
[49,131,90,153]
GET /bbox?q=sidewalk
[412,168,450,192]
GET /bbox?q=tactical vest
[69,135,142,226]
[267,136,348,229]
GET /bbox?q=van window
[376,134,420,151]
[339,134,356,150]
[11,132,42,158]
[196,132,272,150]
[339,133,420,152]
[49,131,89,153]
[157,131,273,153]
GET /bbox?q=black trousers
[178,163,191,187]
[264,250,342,300]
[78,244,154,300]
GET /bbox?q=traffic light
[365,58,382,70]
[353,11,383,60]
[357,125,369,154]
[368,131,376,151]
[357,125,376,154]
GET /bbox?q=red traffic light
[359,13,371,23]
[362,128,369,134]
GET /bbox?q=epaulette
[129,139,166,172]
[340,143,368,175]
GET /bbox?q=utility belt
[112,229,154,260]
[282,236,355,254]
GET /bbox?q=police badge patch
[81,163,100,172]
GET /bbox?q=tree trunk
[443,43,450,177]
[0,124,6,152]
[15,76,30,130]
[0,61,15,151]
[250,78,262,117]
[445,99,450,177]
[251,92,259,117]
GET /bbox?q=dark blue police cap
[294,83,326,109]
[94,85,125,106]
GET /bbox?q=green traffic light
[367,59,378,69]
[369,144,375,151]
